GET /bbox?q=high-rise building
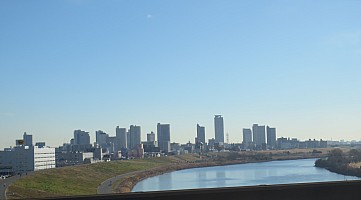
[129,125,141,149]
[252,124,266,148]
[147,131,156,142]
[106,136,116,153]
[196,124,206,144]
[74,130,90,145]
[126,131,130,149]
[214,115,224,143]
[95,130,108,147]
[157,123,170,152]
[243,128,252,148]
[23,132,33,146]
[116,126,127,150]
[267,126,277,149]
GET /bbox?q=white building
[0,145,55,174]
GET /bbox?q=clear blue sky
[1,0,361,149]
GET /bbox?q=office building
[157,123,170,152]
[106,136,116,153]
[147,132,156,142]
[243,128,252,148]
[196,124,206,144]
[127,131,130,149]
[214,115,224,143]
[95,130,108,148]
[252,124,266,148]
[0,144,55,173]
[267,126,277,149]
[74,130,90,145]
[116,126,127,150]
[23,132,33,146]
[129,125,141,149]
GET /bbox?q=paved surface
[0,175,24,200]
[97,170,147,194]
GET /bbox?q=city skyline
[1,118,357,150]
[1,0,361,149]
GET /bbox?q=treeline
[315,149,361,177]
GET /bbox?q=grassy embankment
[8,149,335,199]
[7,156,194,199]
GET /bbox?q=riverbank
[116,150,329,193]
[6,148,333,199]
[315,148,361,178]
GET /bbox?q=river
[132,158,360,192]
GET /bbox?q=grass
[7,157,183,199]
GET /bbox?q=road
[0,175,23,200]
[97,170,146,194]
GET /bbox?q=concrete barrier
[37,180,361,200]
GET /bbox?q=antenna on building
[226,132,229,144]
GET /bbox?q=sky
[1,0,361,149]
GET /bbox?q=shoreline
[115,154,324,193]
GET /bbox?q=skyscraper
[95,130,108,147]
[73,130,90,145]
[129,125,141,149]
[157,123,170,152]
[267,126,277,149]
[242,128,252,148]
[252,124,265,148]
[196,124,206,144]
[214,115,224,143]
[127,131,130,149]
[116,126,127,150]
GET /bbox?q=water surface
[132,158,360,192]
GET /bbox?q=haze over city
[1,0,361,149]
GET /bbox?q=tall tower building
[157,123,170,152]
[242,128,252,148]
[127,131,130,149]
[74,130,90,145]
[116,126,127,150]
[252,124,266,148]
[196,124,206,144]
[214,115,224,143]
[129,125,141,149]
[267,126,277,149]
[95,130,108,147]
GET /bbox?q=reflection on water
[216,171,226,187]
[197,171,206,188]
[159,174,171,191]
[132,158,360,192]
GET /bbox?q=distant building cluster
[0,114,349,174]
[54,123,173,167]
[241,124,277,150]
